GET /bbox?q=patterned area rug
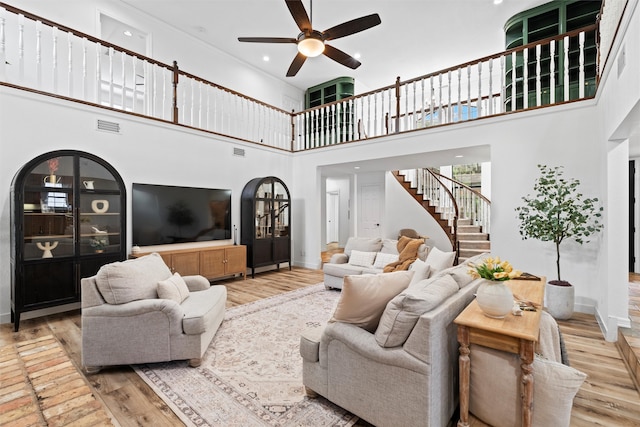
[134,283,359,427]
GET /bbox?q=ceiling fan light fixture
[297,36,325,57]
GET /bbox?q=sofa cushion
[348,250,377,267]
[469,345,586,427]
[380,239,400,254]
[425,247,456,273]
[157,273,190,303]
[375,274,458,347]
[373,252,399,269]
[95,253,172,304]
[323,263,365,278]
[330,271,413,332]
[181,285,227,335]
[408,258,431,286]
[344,237,383,257]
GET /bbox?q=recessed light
[493,0,503,4]
[354,52,361,59]
[455,155,464,158]
[123,30,133,37]
[263,55,270,62]
[354,166,360,169]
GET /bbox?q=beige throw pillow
[95,252,172,304]
[348,250,377,267]
[469,345,586,427]
[375,274,458,347]
[330,271,413,332]
[408,258,431,286]
[425,246,456,273]
[157,272,190,304]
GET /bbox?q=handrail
[424,169,459,251]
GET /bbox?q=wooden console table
[454,277,545,427]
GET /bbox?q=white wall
[0,86,293,323]
[5,0,304,110]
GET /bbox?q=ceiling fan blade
[323,44,361,69]
[286,52,307,77]
[322,14,382,41]
[286,0,312,32]
[238,37,297,43]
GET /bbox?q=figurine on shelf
[90,227,109,253]
[36,241,58,258]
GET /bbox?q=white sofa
[81,253,227,372]
[302,257,486,427]
[323,237,430,289]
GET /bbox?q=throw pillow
[469,345,586,427]
[375,274,458,347]
[95,252,172,304]
[425,246,456,273]
[408,258,431,286]
[330,271,414,332]
[157,272,190,304]
[348,250,377,267]
[373,252,399,269]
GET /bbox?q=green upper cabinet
[305,77,355,108]
[504,0,601,111]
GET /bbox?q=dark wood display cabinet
[241,177,290,278]
[10,150,126,331]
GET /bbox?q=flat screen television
[132,183,232,246]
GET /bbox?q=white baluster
[412,81,416,130]
[500,55,505,114]
[108,47,114,107]
[522,48,528,109]
[447,70,451,123]
[478,62,484,117]
[131,57,137,113]
[488,59,493,115]
[18,14,24,82]
[457,68,462,120]
[51,26,58,93]
[404,83,409,130]
[420,78,425,128]
[578,31,585,99]
[36,21,41,88]
[95,43,101,104]
[550,40,556,104]
[466,64,471,115]
[67,32,72,97]
[190,79,195,126]
[564,35,569,102]
[511,51,517,111]
[162,67,167,120]
[82,38,87,100]
[535,44,541,107]
[0,12,5,80]
[121,51,126,110]
[198,82,203,128]
[429,75,434,126]
[438,73,442,125]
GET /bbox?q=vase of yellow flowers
[468,257,522,318]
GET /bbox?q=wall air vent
[233,147,245,157]
[96,119,121,134]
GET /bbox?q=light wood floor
[2,266,639,426]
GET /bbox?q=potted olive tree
[515,164,604,319]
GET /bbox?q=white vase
[476,280,514,319]
[545,282,574,320]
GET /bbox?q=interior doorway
[326,191,339,244]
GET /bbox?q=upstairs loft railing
[0,3,599,153]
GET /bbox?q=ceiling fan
[238,0,381,77]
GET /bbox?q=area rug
[134,283,359,427]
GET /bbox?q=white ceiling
[119,0,550,92]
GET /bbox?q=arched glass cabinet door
[10,150,126,331]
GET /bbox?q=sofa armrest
[329,253,349,264]
[183,275,211,291]
[82,298,185,335]
[320,322,427,373]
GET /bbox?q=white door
[360,184,382,237]
[326,191,339,244]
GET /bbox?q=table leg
[457,326,470,427]
[520,340,535,427]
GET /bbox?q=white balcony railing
[0,3,599,153]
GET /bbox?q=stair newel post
[290,109,295,151]
[172,60,179,124]
[394,76,400,133]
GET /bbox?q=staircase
[393,169,491,263]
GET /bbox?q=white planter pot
[475,280,514,319]
[545,282,575,320]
